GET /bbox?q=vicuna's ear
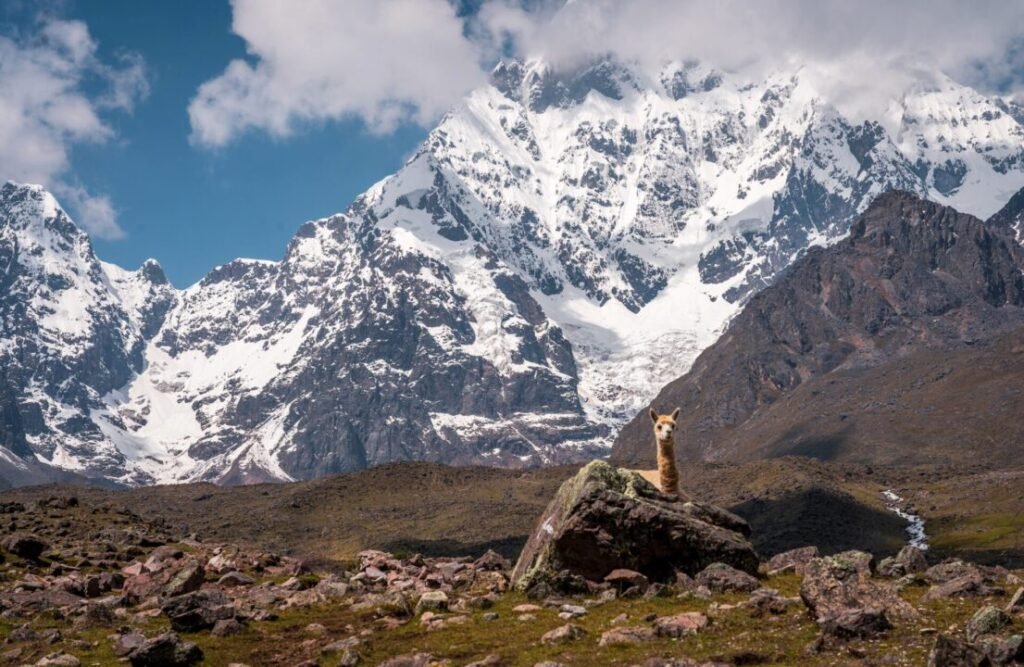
[670,407,680,421]
[649,408,658,423]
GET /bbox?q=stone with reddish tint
[654,612,709,638]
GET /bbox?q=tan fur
[650,407,682,496]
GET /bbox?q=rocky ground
[1,466,1023,666]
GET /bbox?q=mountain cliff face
[0,183,175,483]
[4,57,1024,485]
[610,190,1024,466]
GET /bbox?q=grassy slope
[5,458,1024,567]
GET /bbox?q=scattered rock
[35,652,80,667]
[474,550,511,571]
[766,546,820,575]
[321,637,362,654]
[113,629,147,657]
[965,605,1012,642]
[541,623,586,645]
[160,589,236,632]
[464,656,502,667]
[695,562,760,592]
[819,607,893,639]
[338,649,362,667]
[162,560,205,597]
[415,590,449,614]
[743,588,797,617]
[212,618,246,637]
[127,633,204,667]
[604,568,649,591]
[512,603,542,613]
[978,634,1024,664]
[925,560,982,584]
[1,533,49,560]
[377,654,437,667]
[511,462,758,592]
[598,626,656,646]
[654,611,709,638]
[800,551,915,638]
[927,634,988,667]
[558,603,587,618]
[218,571,256,587]
[73,602,116,628]
[878,546,929,578]
[923,574,996,602]
[1007,587,1024,615]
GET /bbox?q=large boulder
[927,635,989,667]
[1,533,49,560]
[800,551,917,638]
[159,590,236,632]
[511,461,758,591]
[127,633,203,667]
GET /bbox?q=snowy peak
[0,183,179,483]
[491,58,640,113]
[5,59,1024,487]
[987,186,1024,243]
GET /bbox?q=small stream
[882,489,929,550]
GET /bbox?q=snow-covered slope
[0,183,175,484]
[3,58,1024,485]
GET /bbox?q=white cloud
[482,1,1024,74]
[188,0,485,147]
[0,17,147,239]
[192,0,1024,149]
[53,183,124,241]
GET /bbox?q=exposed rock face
[694,562,760,593]
[613,190,1024,467]
[767,546,820,575]
[159,590,237,632]
[127,633,203,667]
[879,546,929,578]
[965,605,1012,642]
[8,52,1024,486]
[0,532,48,560]
[989,187,1024,244]
[800,550,917,638]
[0,183,175,485]
[511,461,758,592]
[927,635,989,667]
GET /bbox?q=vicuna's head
[649,407,681,442]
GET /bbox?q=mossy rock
[511,461,758,592]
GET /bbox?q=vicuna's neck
[655,434,679,494]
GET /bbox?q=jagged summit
[612,189,1024,466]
[987,185,1024,242]
[4,57,1024,486]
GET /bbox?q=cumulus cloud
[481,0,1024,85]
[0,17,147,239]
[487,0,1024,124]
[192,0,1024,147]
[53,184,124,241]
[188,0,485,147]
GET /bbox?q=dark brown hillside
[612,189,1024,467]
[710,328,1024,465]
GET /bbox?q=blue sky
[3,1,1022,287]
[1,1,429,286]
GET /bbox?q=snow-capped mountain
[0,183,175,482]
[3,58,1024,485]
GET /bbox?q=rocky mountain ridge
[611,190,1024,466]
[4,56,1024,484]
